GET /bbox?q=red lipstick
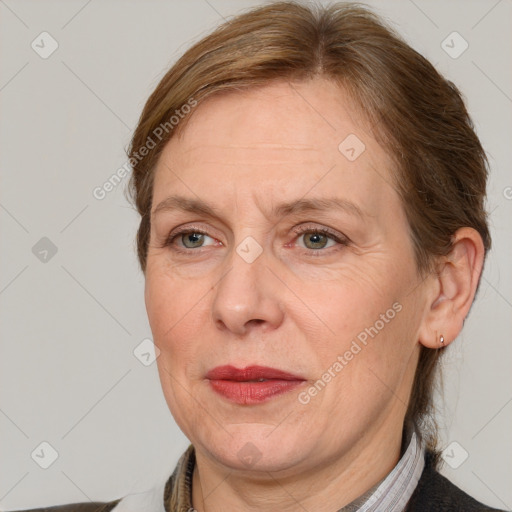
[206,365,305,405]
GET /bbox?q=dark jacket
[8,452,506,512]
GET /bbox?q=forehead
[153,78,397,214]
[170,79,367,160]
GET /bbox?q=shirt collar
[354,424,425,512]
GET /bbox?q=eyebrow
[152,195,366,220]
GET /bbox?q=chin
[197,423,313,473]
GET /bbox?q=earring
[440,335,445,346]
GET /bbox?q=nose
[211,244,285,337]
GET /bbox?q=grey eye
[300,232,335,250]
[181,233,206,248]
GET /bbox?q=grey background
[0,0,510,510]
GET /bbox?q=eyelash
[163,224,349,256]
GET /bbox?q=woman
[11,1,505,511]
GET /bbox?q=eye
[181,232,209,248]
[298,231,336,250]
[166,229,218,250]
[292,226,348,252]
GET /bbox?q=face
[145,78,428,475]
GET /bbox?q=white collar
[111,480,167,512]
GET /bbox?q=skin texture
[144,78,485,512]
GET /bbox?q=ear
[418,227,486,349]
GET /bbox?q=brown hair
[128,1,491,462]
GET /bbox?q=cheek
[145,263,209,353]
[146,267,207,416]
[295,258,417,378]
[146,251,192,310]
[293,261,402,334]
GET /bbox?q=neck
[191,420,404,512]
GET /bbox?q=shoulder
[406,452,506,512]
[5,467,173,512]
[5,500,121,512]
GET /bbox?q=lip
[206,365,306,405]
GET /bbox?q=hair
[127,1,491,465]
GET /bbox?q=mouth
[205,365,306,405]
